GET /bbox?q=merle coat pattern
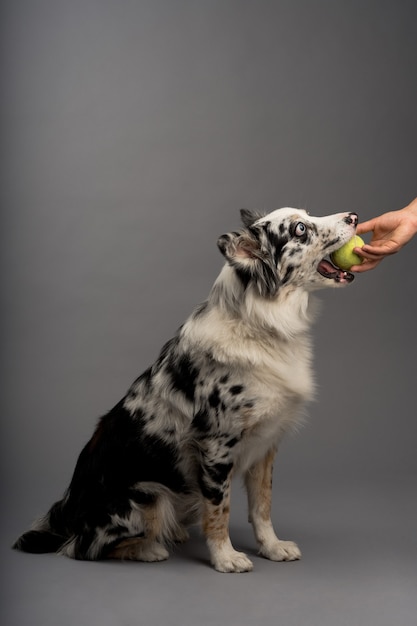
[14,207,358,572]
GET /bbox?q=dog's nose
[344,212,358,227]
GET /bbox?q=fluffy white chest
[230,342,314,475]
[243,332,315,409]
[233,390,305,475]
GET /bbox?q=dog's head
[218,207,358,298]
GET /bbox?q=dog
[13,207,358,572]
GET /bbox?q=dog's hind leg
[245,447,301,562]
[108,536,169,562]
[107,488,180,562]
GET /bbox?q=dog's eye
[294,222,306,237]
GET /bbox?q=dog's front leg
[200,463,253,573]
[245,447,301,562]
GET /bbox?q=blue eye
[295,222,306,237]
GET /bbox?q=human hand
[350,198,417,272]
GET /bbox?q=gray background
[1,1,416,625]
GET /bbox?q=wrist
[402,198,417,234]
[405,197,417,218]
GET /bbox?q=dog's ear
[217,230,280,298]
[240,209,264,228]
[217,231,260,262]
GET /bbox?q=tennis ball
[330,235,365,271]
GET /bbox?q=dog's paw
[259,540,301,562]
[109,538,169,562]
[212,549,254,573]
[139,541,170,562]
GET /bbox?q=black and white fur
[14,207,358,572]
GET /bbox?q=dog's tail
[13,529,65,553]
[13,500,68,554]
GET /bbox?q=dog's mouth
[317,258,354,283]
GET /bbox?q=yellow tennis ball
[330,235,365,271]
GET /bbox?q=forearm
[402,197,417,228]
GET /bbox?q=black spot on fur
[198,461,234,505]
[255,263,280,298]
[192,409,210,433]
[206,462,233,484]
[219,375,229,384]
[170,353,199,402]
[234,266,252,290]
[265,228,288,266]
[208,387,221,409]
[229,385,244,395]
[198,480,224,505]
[323,237,341,250]
[282,264,295,284]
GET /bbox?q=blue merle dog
[14,207,358,572]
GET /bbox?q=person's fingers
[353,246,385,260]
[351,245,386,272]
[360,243,398,257]
[351,258,382,272]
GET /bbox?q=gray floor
[3,475,416,626]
